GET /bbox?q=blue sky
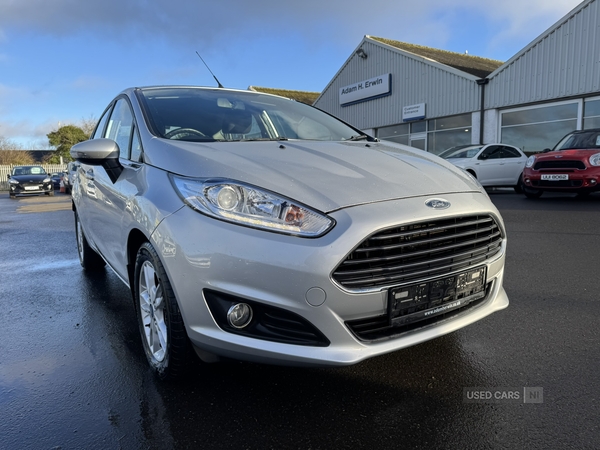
[0,0,584,148]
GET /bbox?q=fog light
[590,179,597,185]
[227,303,253,329]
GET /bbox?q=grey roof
[248,86,320,105]
[370,36,504,78]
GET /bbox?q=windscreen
[554,131,600,150]
[12,166,46,176]
[439,146,482,159]
[138,88,365,143]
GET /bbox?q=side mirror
[542,148,552,153]
[7,174,10,180]
[70,139,123,183]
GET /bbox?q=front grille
[346,282,492,341]
[534,160,586,170]
[532,180,584,188]
[332,215,503,290]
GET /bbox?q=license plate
[541,174,569,181]
[24,186,41,191]
[388,267,487,327]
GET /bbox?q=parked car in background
[70,85,509,380]
[63,161,79,194]
[439,144,527,192]
[7,165,54,198]
[50,172,64,190]
[521,129,600,198]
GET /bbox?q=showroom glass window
[377,123,409,145]
[427,114,472,155]
[500,102,578,153]
[584,98,600,129]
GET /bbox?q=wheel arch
[127,228,150,289]
[466,169,477,178]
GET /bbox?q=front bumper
[151,191,509,367]
[9,182,53,196]
[523,167,600,191]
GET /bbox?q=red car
[521,129,600,198]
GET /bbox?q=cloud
[0,0,582,52]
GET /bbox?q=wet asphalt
[1,190,599,450]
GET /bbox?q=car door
[80,97,144,280]
[499,146,527,184]
[475,145,504,185]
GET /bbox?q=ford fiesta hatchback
[70,86,509,380]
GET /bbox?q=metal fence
[0,164,68,191]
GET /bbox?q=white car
[70,86,509,380]
[439,144,527,191]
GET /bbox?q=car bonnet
[145,138,482,212]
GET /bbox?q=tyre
[522,186,543,199]
[576,190,591,198]
[75,211,106,270]
[9,193,15,199]
[46,190,55,196]
[134,242,192,381]
[514,174,523,193]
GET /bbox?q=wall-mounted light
[355,48,368,59]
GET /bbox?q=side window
[106,98,134,159]
[131,130,142,162]
[480,145,502,160]
[92,106,112,140]
[501,146,522,158]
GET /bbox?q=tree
[79,115,98,139]
[0,137,35,164]
[47,125,88,163]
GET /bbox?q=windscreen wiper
[233,137,289,142]
[347,135,368,141]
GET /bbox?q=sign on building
[402,103,426,122]
[339,74,392,106]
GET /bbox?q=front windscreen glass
[138,88,366,142]
[554,131,600,150]
[439,146,482,159]
[12,166,46,176]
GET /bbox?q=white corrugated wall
[315,39,481,130]
[487,0,600,108]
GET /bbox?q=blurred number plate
[541,174,568,181]
[24,186,40,191]
[388,267,487,327]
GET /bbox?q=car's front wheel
[514,174,523,193]
[522,186,543,199]
[134,242,192,380]
[75,212,106,270]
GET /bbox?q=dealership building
[313,0,600,155]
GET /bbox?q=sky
[0,0,585,148]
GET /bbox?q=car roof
[564,128,600,135]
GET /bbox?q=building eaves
[369,36,503,78]
[248,86,320,105]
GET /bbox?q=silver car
[70,86,509,380]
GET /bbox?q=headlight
[8,179,19,184]
[43,177,51,183]
[589,153,600,166]
[170,176,335,237]
[525,155,536,168]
